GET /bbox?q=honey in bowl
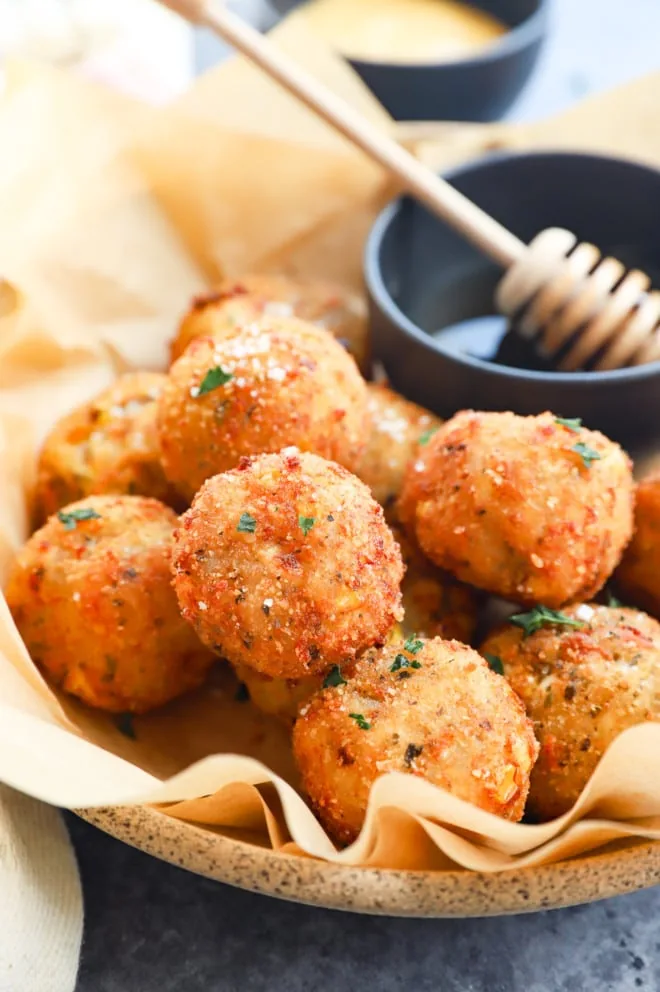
[298,0,507,64]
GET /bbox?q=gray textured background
[70,812,659,992]
[74,1,660,988]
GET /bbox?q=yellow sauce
[299,0,507,64]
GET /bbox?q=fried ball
[394,526,478,645]
[481,603,660,820]
[35,372,180,521]
[615,472,660,617]
[398,410,634,608]
[158,318,369,502]
[357,383,441,513]
[5,495,214,713]
[171,274,370,372]
[230,625,404,724]
[231,662,323,724]
[292,636,539,844]
[171,448,404,679]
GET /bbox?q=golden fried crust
[357,384,441,513]
[292,637,539,845]
[231,625,404,724]
[171,274,370,372]
[398,410,634,608]
[5,495,214,713]
[615,472,660,617]
[481,604,660,820]
[171,449,404,679]
[158,318,369,502]
[393,525,478,645]
[35,372,180,521]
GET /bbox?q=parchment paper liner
[2,21,660,872]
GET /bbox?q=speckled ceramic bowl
[76,806,660,916]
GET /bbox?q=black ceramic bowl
[365,151,660,450]
[270,0,548,122]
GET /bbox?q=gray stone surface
[70,813,660,992]
[73,1,660,988]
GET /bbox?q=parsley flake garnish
[510,605,585,638]
[403,636,424,655]
[197,365,233,396]
[323,665,347,689]
[114,713,136,739]
[299,516,316,536]
[390,654,422,673]
[572,442,601,469]
[349,712,370,730]
[57,507,102,530]
[484,653,504,675]
[237,512,257,534]
[555,417,583,433]
[607,592,623,608]
[404,743,423,767]
[418,426,439,446]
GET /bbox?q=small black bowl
[350,0,548,122]
[270,0,548,122]
[365,151,660,450]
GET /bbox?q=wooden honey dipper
[159,0,660,372]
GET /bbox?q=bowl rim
[364,148,660,387]
[75,804,660,917]
[343,0,550,70]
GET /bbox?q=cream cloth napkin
[0,786,83,992]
